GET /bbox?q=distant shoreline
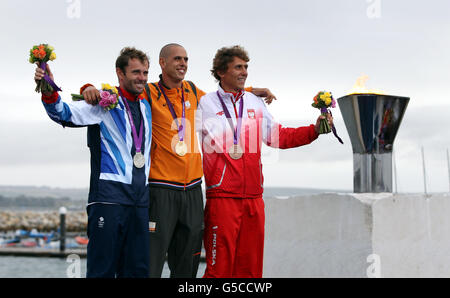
[0,185,352,232]
[0,210,86,232]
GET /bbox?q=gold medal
[175,141,188,157]
[228,144,243,160]
[133,152,145,168]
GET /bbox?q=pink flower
[99,91,110,107]
[99,90,109,99]
[331,98,336,108]
[99,91,117,109]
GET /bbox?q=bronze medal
[228,144,243,160]
[216,91,245,161]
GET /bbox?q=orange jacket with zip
[143,80,205,190]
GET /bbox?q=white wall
[263,193,450,277]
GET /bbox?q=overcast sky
[1,0,449,193]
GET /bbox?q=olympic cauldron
[337,93,409,193]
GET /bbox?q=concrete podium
[263,193,450,277]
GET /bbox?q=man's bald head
[159,43,188,88]
[159,43,184,59]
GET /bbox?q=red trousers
[203,197,265,278]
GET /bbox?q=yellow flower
[49,52,56,61]
[102,83,113,90]
[325,97,332,105]
[324,92,331,97]
[101,83,119,95]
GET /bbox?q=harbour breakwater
[0,210,87,232]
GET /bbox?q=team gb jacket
[41,90,152,207]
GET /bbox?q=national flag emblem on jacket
[149,222,156,232]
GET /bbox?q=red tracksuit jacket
[198,86,319,199]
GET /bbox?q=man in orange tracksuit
[142,45,204,277]
[81,44,276,277]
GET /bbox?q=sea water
[0,256,206,278]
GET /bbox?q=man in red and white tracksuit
[198,46,332,278]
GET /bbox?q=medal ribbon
[320,108,344,144]
[158,82,186,142]
[118,88,144,154]
[217,91,244,145]
[40,61,62,91]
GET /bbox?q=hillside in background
[0,186,88,200]
[0,185,351,210]
[0,186,88,210]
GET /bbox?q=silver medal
[133,152,145,168]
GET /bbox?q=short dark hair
[159,43,183,59]
[211,45,249,81]
[115,47,149,73]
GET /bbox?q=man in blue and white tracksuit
[35,47,152,278]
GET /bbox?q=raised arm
[34,65,104,126]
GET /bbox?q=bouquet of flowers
[29,44,61,93]
[71,83,119,111]
[312,91,336,134]
[311,91,343,144]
